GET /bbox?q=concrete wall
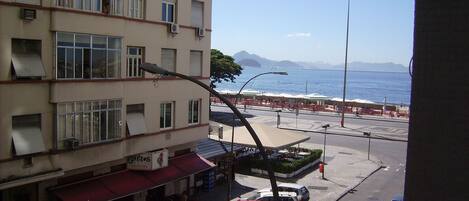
[0,0,212,184]
[405,1,469,200]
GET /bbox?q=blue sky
[211,0,414,65]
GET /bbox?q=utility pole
[363,132,371,160]
[340,0,351,127]
[322,124,330,179]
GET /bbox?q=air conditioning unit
[196,27,205,37]
[64,138,79,150]
[169,23,180,34]
[20,8,36,21]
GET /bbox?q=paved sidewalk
[194,143,382,201]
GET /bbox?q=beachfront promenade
[210,105,408,201]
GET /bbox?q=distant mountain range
[233,50,408,73]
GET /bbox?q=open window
[11,114,46,156]
[11,39,45,80]
[126,104,147,136]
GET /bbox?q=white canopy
[210,123,310,150]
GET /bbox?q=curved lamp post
[139,63,281,200]
[228,71,287,200]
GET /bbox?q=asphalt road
[211,105,408,201]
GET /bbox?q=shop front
[50,150,215,201]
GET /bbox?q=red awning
[52,153,215,201]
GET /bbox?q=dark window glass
[57,32,74,46]
[168,4,174,22]
[83,49,91,78]
[92,49,106,78]
[75,49,83,78]
[76,34,91,48]
[57,48,66,78]
[165,103,172,128]
[66,48,74,78]
[107,50,120,78]
[92,36,107,49]
[100,111,107,140]
[108,37,121,49]
[162,3,167,21]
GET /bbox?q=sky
[211,0,415,65]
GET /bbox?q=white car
[240,191,299,201]
[258,183,310,201]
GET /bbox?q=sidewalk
[194,143,382,201]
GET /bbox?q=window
[103,0,122,15]
[126,104,147,136]
[129,0,144,19]
[127,47,144,77]
[57,0,73,8]
[61,0,101,12]
[190,50,202,76]
[160,102,173,129]
[188,99,199,124]
[11,39,45,79]
[161,48,176,73]
[11,114,46,156]
[191,0,203,27]
[56,100,122,149]
[162,0,175,23]
[56,32,121,79]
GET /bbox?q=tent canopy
[210,123,310,150]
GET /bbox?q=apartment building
[0,0,213,200]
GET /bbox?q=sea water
[215,66,412,105]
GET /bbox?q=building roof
[209,124,310,150]
[197,138,244,159]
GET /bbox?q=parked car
[257,183,310,201]
[239,191,299,201]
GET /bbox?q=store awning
[197,138,244,159]
[209,123,310,150]
[52,153,214,201]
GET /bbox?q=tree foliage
[210,49,243,88]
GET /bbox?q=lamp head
[272,71,288,75]
[139,63,169,75]
[363,132,371,136]
[321,124,330,128]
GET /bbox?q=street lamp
[321,124,330,180]
[363,132,371,160]
[139,63,281,200]
[275,110,282,128]
[229,71,287,200]
[340,0,351,127]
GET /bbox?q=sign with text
[127,149,168,171]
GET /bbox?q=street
[211,105,408,201]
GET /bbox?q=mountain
[232,51,407,73]
[236,59,261,67]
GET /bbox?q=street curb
[335,164,385,201]
[211,104,409,124]
[278,127,408,143]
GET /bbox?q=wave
[330,97,375,104]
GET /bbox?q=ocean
[215,66,412,105]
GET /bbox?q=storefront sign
[127,149,168,171]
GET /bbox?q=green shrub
[244,149,323,174]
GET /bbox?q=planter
[250,158,321,178]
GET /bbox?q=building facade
[0,0,213,200]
